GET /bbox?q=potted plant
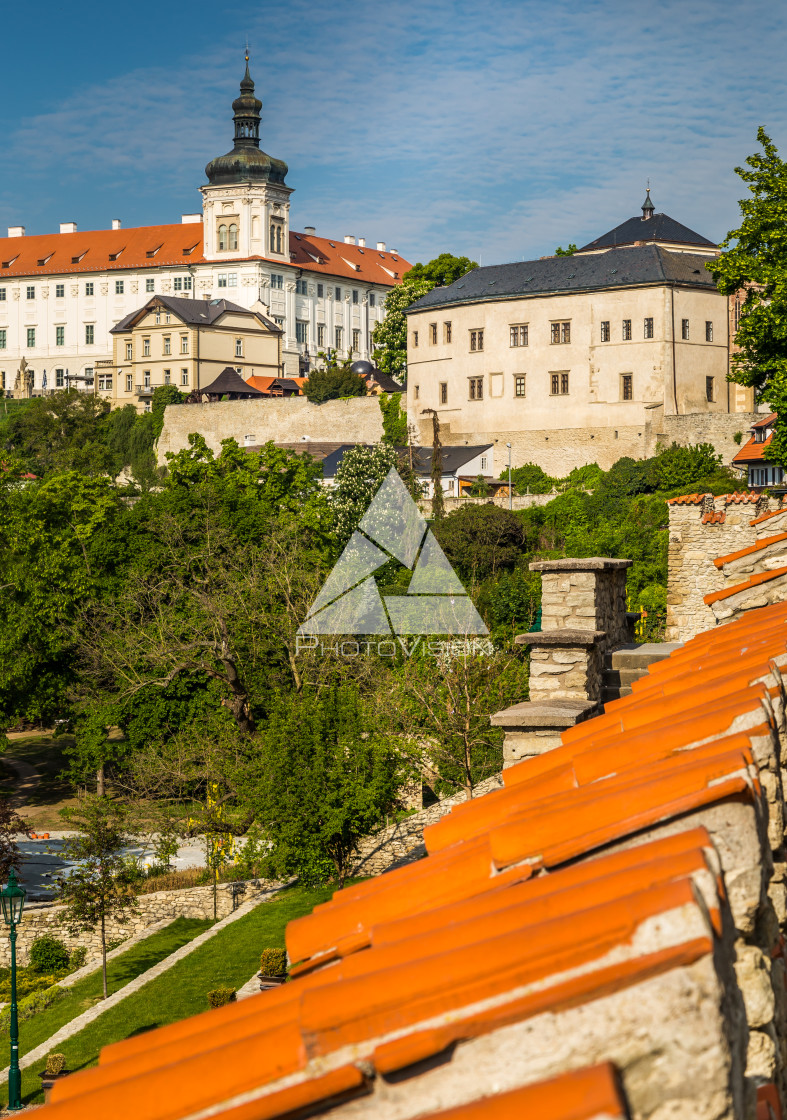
[39,1052,70,1103]
[258,948,287,990]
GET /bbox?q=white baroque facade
[0,58,410,398]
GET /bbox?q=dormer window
[109,248,124,261]
[146,245,162,258]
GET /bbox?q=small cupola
[641,187,655,220]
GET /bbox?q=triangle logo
[300,468,489,637]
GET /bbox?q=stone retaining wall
[0,878,275,968]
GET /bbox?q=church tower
[200,55,293,262]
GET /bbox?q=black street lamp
[1,868,27,1111]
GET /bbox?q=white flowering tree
[330,443,398,547]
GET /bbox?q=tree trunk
[101,912,107,1000]
[96,763,105,797]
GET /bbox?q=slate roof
[197,367,266,397]
[406,245,717,314]
[110,295,276,333]
[577,212,717,253]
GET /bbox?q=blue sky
[0,0,784,266]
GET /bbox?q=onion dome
[205,55,288,186]
[350,360,375,377]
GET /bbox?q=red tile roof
[666,493,709,505]
[702,510,726,524]
[713,531,787,568]
[751,506,787,526]
[0,226,410,287]
[42,600,787,1120]
[733,434,774,464]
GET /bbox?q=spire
[231,53,262,148]
[641,186,655,220]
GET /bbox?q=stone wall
[1,877,275,968]
[349,774,504,877]
[157,397,384,463]
[528,641,603,704]
[417,493,555,516]
[666,493,774,642]
[417,412,759,475]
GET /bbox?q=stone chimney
[111,219,122,230]
[344,235,356,244]
[358,237,366,247]
[60,222,77,234]
[7,226,25,237]
[376,242,386,251]
[304,226,316,235]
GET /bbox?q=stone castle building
[0,57,410,399]
[406,192,756,472]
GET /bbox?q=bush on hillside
[29,936,69,975]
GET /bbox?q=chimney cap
[344,235,356,244]
[181,213,202,224]
[376,242,386,251]
[59,222,77,234]
[7,226,25,237]
[111,218,122,230]
[303,225,316,234]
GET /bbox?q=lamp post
[1,868,27,1111]
[506,442,512,511]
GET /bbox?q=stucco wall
[157,396,384,463]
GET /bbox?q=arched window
[269,223,275,251]
[229,224,238,251]
[218,224,228,251]
[276,225,282,254]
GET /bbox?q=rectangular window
[369,293,376,307]
[181,369,189,386]
[85,324,94,345]
[561,372,569,394]
[480,456,488,471]
[180,335,188,354]
[84,367,93,383]
[218,274,227,288]
[551,372,570,395]
[85,282,94,296]
[706,376,715,402]
[164,369,171,385]
[515,375,526,397]
[352,328,361,352]
[226,273,237,288]
[509,324,528,347]
[56,369,64,387]
[183,275,192,291]
[55,326,65,346]
[26,328,35,348]
[430,323,437,344]
[335,286,341,301]
[644,317,654,339]
[143,338,150,356]
[414,385,419,400]
[296,320,308,344]
[235,338,243,357]
[468,377,484,400]
[146,278,155,292]
[335,326,343,350]
[444,321,452,343]
[412,330,419,348]
[622,319,632,341]
[271,274,283,290]
[163,336,171,355]
[551,321,570,344]
[622,373,633,400]
[0,330,5,349]
[295,279,308,295]
[26,285,34,300]
[273,316,284,327]
[469,329,484,352]
[352,289,359,304]
[317,323,326,347]
[155,311,161,324]
[173,277,183,291]
[0,288,5,301]
[600,321,610,342]
[440,382,448,404]
[115,280,124,294]
[144,370,151,387]
[317,283,324,298]
[125,342,133,360]
[705,321,713,342]
[55,283,65,298]
[681,318,690,340]
[126,373,133,392]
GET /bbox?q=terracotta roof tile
[733,434,773,464]
[702,510,726,524]
[704,565,787,604]
[713,532,787,568]
[725,491,762,504]
[751,507,787,526]
[666,493,709,505]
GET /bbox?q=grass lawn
[2,732,77,829]
[17,881,338,1104]
[5,917,212,1066]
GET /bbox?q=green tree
[504,462,556,495]
[330,443,397,545]
[434,505,525,584]
[371,276,433,380]
[554,243,577,256]
[151,384,185,438]
[378,392,408,445]
[0,391,115,477]
[303,353,368,403]
[255,687,406,886]
[404,253,477,287]
[55,795,139,1000]
[468,475,492,497]
[0,800,30,879]
[708,128,787,463]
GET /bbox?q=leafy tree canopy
[303,352,368,403]
[404,253,478,288]
[554,243,578,256]
[709,128,787,463]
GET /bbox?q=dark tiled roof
[577,212,717,253]
[367,370,405,393]
[406,245,717,313]
[111,295,273,333]
[198,367,266,397]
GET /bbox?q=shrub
[0,984,65,1035]
[734,431,743,445]
[259,948,287,977]
[45,1053,67,1076]
[68,946,88,972]
[207,987,236,1008]
[29,935,69,975]
[504,462,556,495]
